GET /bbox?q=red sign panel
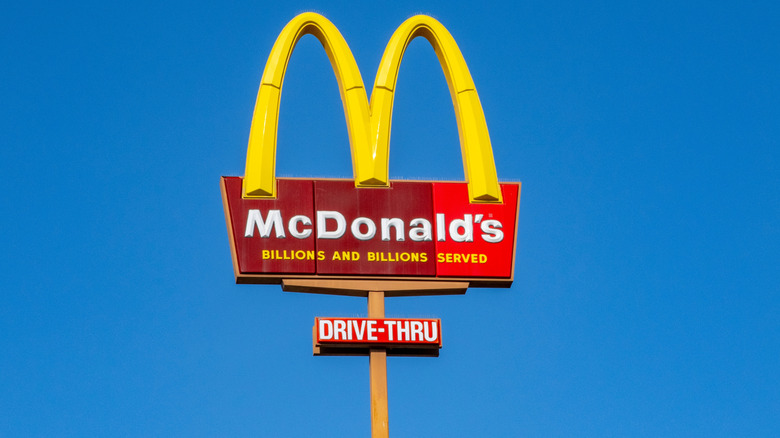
[223,178,315,274]
[433,183,520,278]
[314,180,436,276]
[222,177,520,286]
[315,318,442,347]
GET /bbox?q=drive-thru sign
[222,12,521,438]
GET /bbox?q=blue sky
[1,1,778,436]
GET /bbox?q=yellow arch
[370,15,501,202]
[242,13,373,198]
[243,13,501,203]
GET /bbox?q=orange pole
[368,291,389,438]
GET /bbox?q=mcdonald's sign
[221,13,521,287]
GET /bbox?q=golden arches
[243,13,501,203]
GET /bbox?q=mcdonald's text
[244,210,505,243]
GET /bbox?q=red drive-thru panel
[313,180,436,276]
[433,183,520,278]
[315,318,442,347]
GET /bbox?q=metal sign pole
[368,291,389,438]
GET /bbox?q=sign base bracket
[282,279,469,297]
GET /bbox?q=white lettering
[351,217,376,240]
[436,213,446,241]
[367,320,378,341]
[424,321,438,342]
[408,218,432,241]
[384,320,397,341]
[317,211,346,239]
[410,321,424,341]
[381,218,405,241]
[334,319,347,340]
[288,215,312,239]
[318,319,333,340]
[245,209,285,238]
[449,214,473,242]
[397,320,410,341]
[244,209,504,244]
[351,319,366,340]
[480,220,504,243]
